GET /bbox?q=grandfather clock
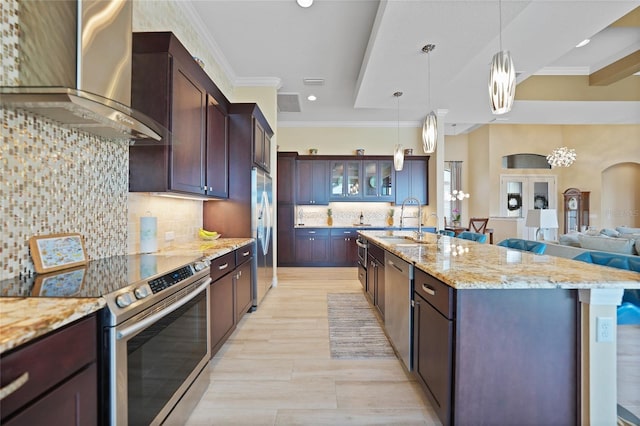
[563,188,590,233]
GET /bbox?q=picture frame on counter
[29,233,88,274]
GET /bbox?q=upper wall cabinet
[129,32,230,198]
[329,160,362,200]
[363,160,394,201]
[395,157,429,205]
[296,159,328,205]
[253,119,272,173]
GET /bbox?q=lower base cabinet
[210,244,254,356]
[366,243,385,319]
[412,268,579,425]
[0,315,98,425]
[210,271,235,355]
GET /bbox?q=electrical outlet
[596,317,614,342]
[165,231,175,241]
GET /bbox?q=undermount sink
[376,235,426,246]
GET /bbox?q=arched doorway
[601,162,640,228]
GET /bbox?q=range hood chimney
[0,0,161,141]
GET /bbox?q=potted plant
[327,208,333,226]
[387,208,394,226]
[452,208,461,227]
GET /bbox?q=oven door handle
[356,239,368,249]
[116,277,212,341]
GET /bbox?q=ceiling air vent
[303,78,325,86]
[277,93,302,113]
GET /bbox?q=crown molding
[534,67,590,76]
[277,120,423,128]
[177,1,238,84]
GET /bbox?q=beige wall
[464,124,640,230]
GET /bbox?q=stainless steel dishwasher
[384,251,414,371]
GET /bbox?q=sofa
[557,226,640,256]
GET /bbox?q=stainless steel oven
[356,236,368,288]
[103,256,212,425]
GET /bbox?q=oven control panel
[148,265,194,294]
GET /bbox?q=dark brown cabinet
[329,160,362,200]
[235,245,254,323]
[296,160,328,205]
[210,246,254,355]
[130,32,229,198]
[0,315,97,425]
[210,252,236,354]
[253,120,271,173]
[366,243,385,318]
[363,160,394,201]
[205,96,229,198]
[277,153,296,266]
[210,271,235,355]
[395,157,429,204]
[413,270,453,425]
[329,228,359,266]
[412,267,579,425]
[204,103,272,237]
[295,228,330,265]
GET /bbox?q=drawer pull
[308,231,316,234]
[422,283,436,296]
[218,263,229,270]
[242,251,250,257]
[0,372,29,401]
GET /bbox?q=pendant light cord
[499,0,503,52]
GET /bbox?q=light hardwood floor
[186,267,439,425]
[186,267,639,425]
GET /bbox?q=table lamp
[525,209,558,241]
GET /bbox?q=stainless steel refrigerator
[252,167,273,307]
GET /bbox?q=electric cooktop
[0,253,205,299]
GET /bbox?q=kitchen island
[358,230,640,426]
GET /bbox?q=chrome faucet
[400,197,423,239]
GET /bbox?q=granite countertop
[359,230,640,290]
[0,297,105,354]
[160,237,255,259]
[0,237,254,355]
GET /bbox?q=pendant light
[393,91,404,171]
[488,0,516,115]
[421,44,437,154]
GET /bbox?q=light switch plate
[165,231,175,241]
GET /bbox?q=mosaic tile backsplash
[1,108,129,280]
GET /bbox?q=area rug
[327,292,396,359]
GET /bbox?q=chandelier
[422,44,437,153]
[488,0,516,115]
[445,190,470,201]
[546,147,576,168]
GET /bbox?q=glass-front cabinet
[363,160,393,201]
[330,161,362,200]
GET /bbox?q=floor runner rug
[327,292,396,359]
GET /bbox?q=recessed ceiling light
[307,95,317,101]
[576,39,590,48]
[297,0,313,8]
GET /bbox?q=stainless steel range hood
[0,0,161,141]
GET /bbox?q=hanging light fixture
[488,0,516,115]
[444,190,470,201]
[546,147,576,168]
[421,44,437,153]
[393,91,404,171]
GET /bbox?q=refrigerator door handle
[260,190,271,255]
